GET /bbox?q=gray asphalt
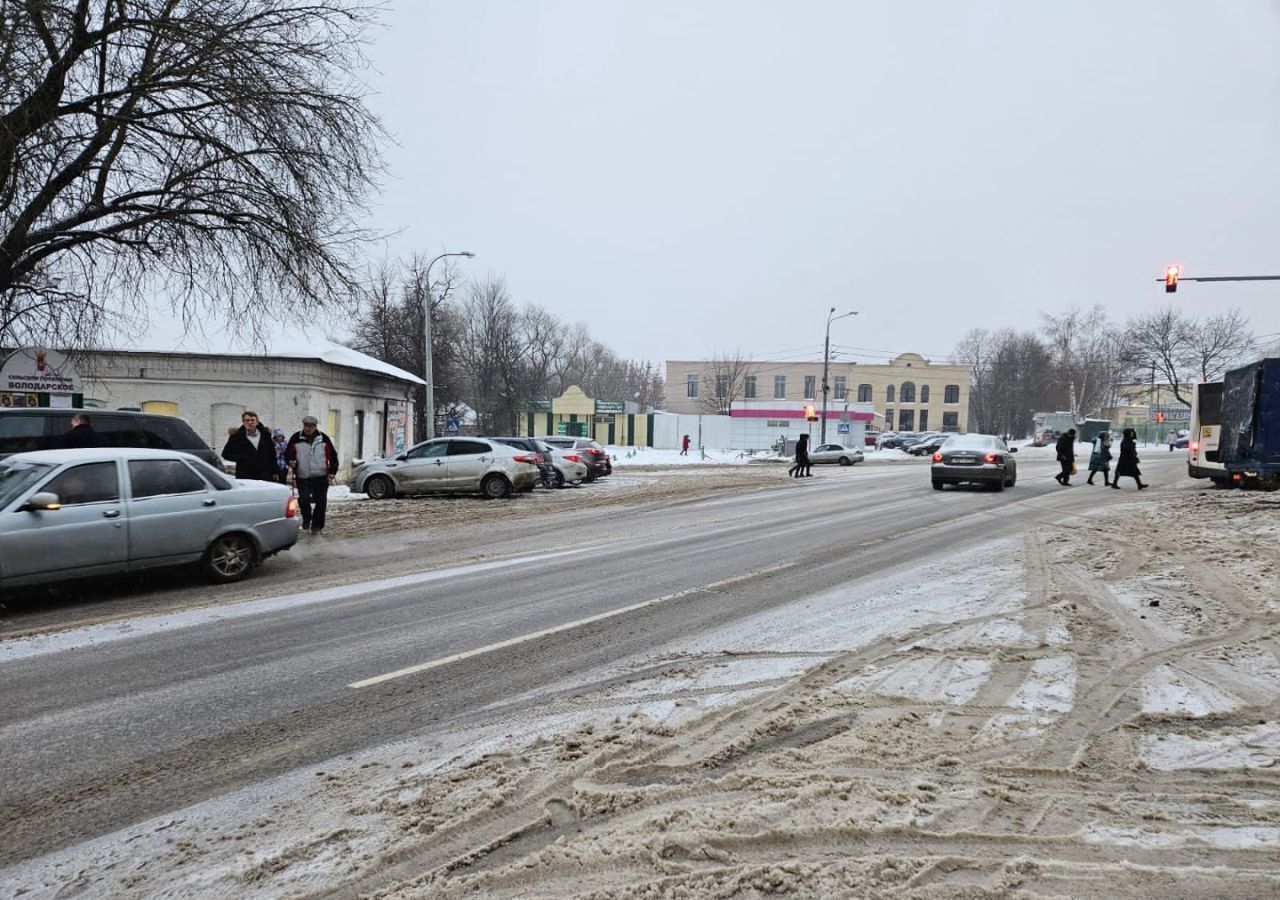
[0,453,1187,866]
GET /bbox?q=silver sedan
[350,437,539,500]
[808,443,865,466]
[0,448,300,588]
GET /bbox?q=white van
[1187,381,1227,484]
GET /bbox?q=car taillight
[587,448,603,456]
[512,454,537,464]
[985,453,998,463]
[932,452,942,462]
[565,454,581,463]
[286,497,299,518]
[1190,441,1199,452]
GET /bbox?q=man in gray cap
[285,415,338,534]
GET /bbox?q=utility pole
[821,308,858,444]
[1149,360,1157,448]
[421,251,475,442]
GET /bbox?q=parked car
[0,448,299,589]
[350,437,539,500]
[537,440,589,487]
[878,432,919,450]
[863,431,882,447]
[907,434,949,456]
[0,408,223,469]
[537,436,611,479]
[808,443,865,466]
[484,435,558,487]
[931,434,1018,491]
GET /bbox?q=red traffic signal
[1155,411,1165,424]
[1164,264,1180,293]
[804,404,818,422]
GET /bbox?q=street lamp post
[821,308,858,444]
[422,251,475,442]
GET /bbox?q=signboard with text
[594,400,625,414]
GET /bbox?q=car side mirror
[20,491,62,512]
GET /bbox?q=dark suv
[537,436,611,479]
[484,436,557,487]
[0,408,223,469]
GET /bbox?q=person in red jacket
[681,434,691,456]
[285,416,338,534]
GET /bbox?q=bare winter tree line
[956,306,1259,438]
[349,256,665,436]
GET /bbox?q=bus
[1187,381,1227,483]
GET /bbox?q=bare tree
[0,0,383,349]
[1190,309,1257,383]
[1042,306,1122,418]
[698,351,755,415]
[1122,307,1256,406]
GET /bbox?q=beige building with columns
[664,352,973,433]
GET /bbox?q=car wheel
[992,478,1005,492]
[1005,469,1016,487]
[932,480,944,490]
[554,470,566,488]
[365,475,395,500]
[481,473,513,499]
[584,470,597,483]
[202,533,256,583]
[839,457,852,466]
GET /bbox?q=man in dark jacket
[222,410,278,481]
[1054,428,1077,486]
[286,415,338,534]
[59,414,101,449]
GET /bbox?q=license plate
[950,457,977,465]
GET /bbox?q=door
[126,458,223,564]
[398,440,449,491]
[444,439,494,490]
[3,461,127,580]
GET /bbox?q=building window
[886,385,895,403]
[920,385,930,404]
[943,411,959,431]
[744,375,757,399]
[944,384,960,404]
[715,374,728,399]
[834,376,847,400]
[686,374,699,398]
[803,375,816,399]
[898,409,915,431]
[884,410,894,430]
[774,376,786,399]
[900,382,916,404]
[918,410,929,431]
[857,383,872,403]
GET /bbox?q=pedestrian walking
[681,434,691,456]
[1054,428,1077,486]
[271,428,290,483]
[1086,431,1113,486]
[58,413,101,449]
[789,433,811,478]
[222,410,278,481]
[1168,429,1178,452]
[286,416,338,534]
[1113,427,1148,490]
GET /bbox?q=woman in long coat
[789,433,810,478]
[1113,428,1148,490]
[1087,431,1113,486]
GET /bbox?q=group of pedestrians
[1056,428,1148,490]
[788,433,813,477]
[222,411,338,534]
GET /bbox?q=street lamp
[821,307,858,444]
[422,251,475,442]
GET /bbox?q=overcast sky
[360,1,1280,367]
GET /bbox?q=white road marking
[347,562,798,689]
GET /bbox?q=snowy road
[6,452,1276,899]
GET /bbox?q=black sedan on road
[931,434,1018,491]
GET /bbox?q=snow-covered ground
[4,481,1277,898]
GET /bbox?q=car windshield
[0,459,55,508]
[941,435,994,451]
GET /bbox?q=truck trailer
[1219,357,1280,488]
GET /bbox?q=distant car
[863,431,882,447]
[808,443,865,466]
[0,448,299,588]
[878,432,920,450]
[1173,435,1190,450]
[907,434,950,456]
[537,436,611,480]
[537,440,589,487]
[351,437,539,500]
[931,434,1018,491]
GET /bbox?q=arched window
[919,385,930,404]
[899,382,916,404]
[886,385,895,403]
[944,384,960,404]
[857,383,872,403]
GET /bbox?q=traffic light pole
[1157,274,1280,287]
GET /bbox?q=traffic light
[1165,264,1179,293]
[1155,411,1165,424]
[804,404,818,422]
